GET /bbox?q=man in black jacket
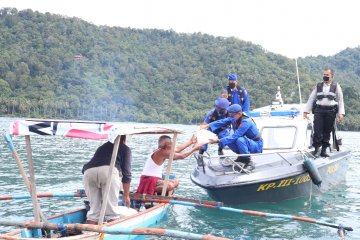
[82,135,132,224]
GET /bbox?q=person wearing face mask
[303,67,345,158]
[199,97,231,156]
[226,73,250,112]
[200,104,263,171]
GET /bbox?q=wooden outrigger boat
[0,119,226,240]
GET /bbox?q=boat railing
[200,148,308,160]
[195,148,312,171]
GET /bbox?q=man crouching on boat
[200,104,263,171]
[82,135,132,224]
[136,135,202,195]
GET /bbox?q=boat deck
[205,151,305,176]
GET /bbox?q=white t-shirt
[141,152,164,178]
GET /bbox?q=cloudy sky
[1,0,359,58]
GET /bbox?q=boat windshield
[261,126,297,150]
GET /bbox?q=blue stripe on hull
[103,207,168,240]
[18,205,168,239]
[21,210,87,237]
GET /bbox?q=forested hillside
[0,8,359,130]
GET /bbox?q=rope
[57,223,68,237]
[231,161,250,174]
[169,151,196,180]
[215,154,250,174]
[78,189,85,198]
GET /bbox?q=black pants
[312,107,336,149]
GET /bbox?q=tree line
[0,8,359,130]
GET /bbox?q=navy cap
[228,73,237,81]
[227,104,242,113]
[214,98,230,109]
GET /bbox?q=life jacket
[208,110,228,134]
[234,114,250,129]
[227,85,245,105]
[208,109,227,123]
[234,115,262,141]
[316,82,337,100]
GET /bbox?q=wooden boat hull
[1,120,182,239]
[0,203,169,239]
[191,150,351,205]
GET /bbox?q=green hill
[0,8,359,130]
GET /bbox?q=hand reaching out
[208,138,220,144]
[190,134,197,144]
[193,143,203,150]
[199,123,210,130]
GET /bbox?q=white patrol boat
[191,101,351,205]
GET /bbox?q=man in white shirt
[136,135,201,195]
[303,67,345,157]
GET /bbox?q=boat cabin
[248,103,311,153]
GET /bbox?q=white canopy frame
[7,119,183,225]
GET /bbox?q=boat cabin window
[261,126,297,149]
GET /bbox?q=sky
[1,0,359,58]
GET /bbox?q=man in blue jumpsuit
[204,104,263,170]
[199,97,231,155]
[226,73,250,112]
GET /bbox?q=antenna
[295,58,302,105]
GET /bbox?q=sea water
[0,118,359,239]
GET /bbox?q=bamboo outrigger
[0,119,227,239]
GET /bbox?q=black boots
[320,147,330,158]
[235,156,255,171]
[235,156,250,163]
[312,147,321,158]
[218,148,224,156]
[312,146,329,158]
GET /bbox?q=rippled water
[0,118,359,239]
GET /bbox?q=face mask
[323,76,330,81]
[218,109,226,115]
[229,82,236,89]
[215,106,226,115]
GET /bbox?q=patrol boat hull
[191,150,350,205]
[191,103,351,205]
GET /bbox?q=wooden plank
[25,135,40,222]
[3,134,48,223]
[161,132,178,196]
[98,136,120,225]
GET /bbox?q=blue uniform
[228,87,250,112]
[202,109,230,151]
[209,117,263,155]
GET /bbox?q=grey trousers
[83,165,123,222]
